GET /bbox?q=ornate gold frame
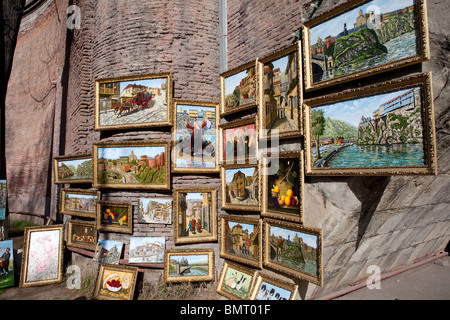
[53,153,93,184]
[164,248,215,283]
[302,0,430,91]
[304,72,437,176]
[250,273,299,300]
[60,188,100,218]
[216,260,258,300]
[93,263,139,300]
[66,220,98,251]
[95,200,133,234]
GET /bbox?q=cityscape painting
[129,237,165,264]
[138,198,172,224]
[60,188,100,218]
[93,240,124,264]
[164,249,215,283]
[303,0,429,90]
[221,165,260,211]
[220,117,258,165]
[54,154,93,184]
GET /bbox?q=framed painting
[0,240,14,289]
[304,72,437,176]
[302,0,430,91]
[60,188,100,218]
[173,187,217,245]
[221,164,260,212]
[258,42,302,140]
[263,218,323,286]
[67,220,97,251]
[250,274,298,300]
[172,100,219,173]
[220,59,259,117]
[164,249,215,283]
[93,263,138,300]
[261,151,304,223]
[93,240,124,264]
[129,237,165,264]
[0,180,6,220]
[219,117,258,165]
[138,197,172,224]
[95,200,133,234]
[19,225,64,288]
[93,140,170,190]
[54,153,92,184]
[219,215,262,269]
[94,72,172,131]
[216,260,257,300]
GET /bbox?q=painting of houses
[129,237,165,263]
[93,240,124,264]
[222,166,259,210]
[138,198,172,224]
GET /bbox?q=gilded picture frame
[216,260,258,300]
[302,0,430,91]
[67,220,98,251]
[93,263,139,300]
[95,200,133,234]
[93,140,171,190]
[164,248,215,283]
[53,153,93,184]
[250,273,298,300]
[171,100,219,173]
[60,188,100,218]
[219,215,263,269]
[94,72,173,131]
[173,187,218,245]
[263,218,323,287]
[304,72,437,176]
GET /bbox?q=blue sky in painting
[98,146,165,160]
[271,225,318,249]
[225,167,257,183]
[119,78,166,94]
[228,221,254,234]
[225,70,248,96]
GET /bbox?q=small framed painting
[173,187,217,245]
[54,153,93,184]
[164,249,215,283]
[19,225,65,288]
[93,240,124,264]
[250,274,298,300]
[95,200,133,234]
[138,197,172,224]
[219,215,263,269]
[93,263,139,300]
[94,72,172,131]
[216,260,257,300]
[0,240,14,289]
[129,237,165,264]
[67,220,98,251]
[60,188,100,218]
[302,0,430,91]
[220,59,259,116]
[172,100,219,173]
[304,72,437,176]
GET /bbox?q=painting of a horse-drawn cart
[95,73,172,130]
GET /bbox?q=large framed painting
[60,188,100,218]
[54,153,92,184]
[221,164,260,212]
[216,260,257,300]
[219,215,262,269]
[173,187,217,245]
[259,42,302,140]
[219,117,258,165]
[172,100,219,173]
[263,218,323,286]
[302,0,430,91]
[220,59,259,117]
[19,225,65,288]
[164,249,215,283]
[67,220,97,251]
[129,237,165,264]
[93,140,170,190]
[95,200,133,234]
[93,240,124,264]
[261,151,304,223]
[0,240,14,289]
[93,263,138,300]
[304,72,437,176]
[94,72,172,131]
[250,274,298,300]
[138,197,172,224]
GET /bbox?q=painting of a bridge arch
[164,249,214,283]
[304,73,437,176]
[302,0,429,90]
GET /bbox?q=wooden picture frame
[250,273,298,300]
[304,72,437,176]
[261,151,304,223]
[93,140,171,190]
[216,260,258,300]
[164,248,215,283]
[67,220,97,251]
[95,200,133,234]
[173,187,218,245]
[53,153,93,184]
[60,188,100,218]
[94,72,173,131]
[263,218,323,287]
[93,263,139,300]
[138,197,173,224]
[220,59,259,117]
[302,0,430,91]
[171,100,219,173]
[221,164,260,212]
[19,225,65,288]
[219,215,263,269]
[258,41,303,140]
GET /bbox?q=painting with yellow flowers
[96,200,132,234]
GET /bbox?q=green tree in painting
[311,109,326,159]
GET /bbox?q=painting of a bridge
[164,249,214,283]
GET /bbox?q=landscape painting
[93,240,124,264]
[138,198,172,224]
[164,249,214,283]
[250,274,298,300]
[217,261,257,300]
[96,200,132,234]
[95,73,172,130]
[172,100,218,172]
[60,188,100,218]
[220,118,258,165]
[304,73,437,175]
[0,240,14,289]
[303,0,429,90]
[67,220,97,251]
[129,237,165,264]
[93,140,170,189]
[54,154,93,184]
[221,165,260,211]
[93,264,138,300]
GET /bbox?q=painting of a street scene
[93,240,124,264]
[222,122,257,163]
[308,0,422,86]
[138,198,172,224]
[96,75,170,129]
[167,253,211,278]
[61,190,99,216]
[309,86,426,169]
[55,156,92,183]
[129,237,165,263]
[222,64,257,113]
[223,166,259,210]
